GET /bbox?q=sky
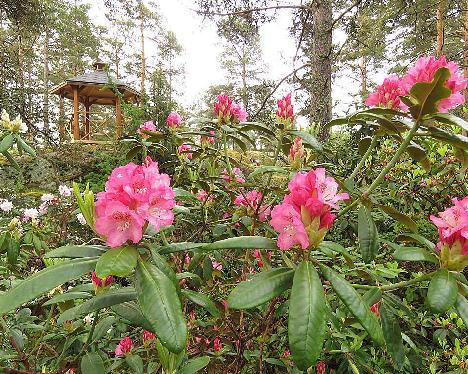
[85,0,385,118]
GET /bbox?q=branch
[292,10,310,66]
[194,5,313,17]
[253,63,310,118]
[331,0,363,28]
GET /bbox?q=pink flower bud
[178,143,193,160]
[115,336,133,357]
[166,112,182,129]
[276,92,294,126]
[143,330,156,344]
[91,271,113,288]
[370,303,380,317]
[213,337,222,352]
[316,361,326,374]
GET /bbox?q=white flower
[10,116,27,133]
[59,185,72,197]
[23,208,39,220]
[38,202,48,214]
[83,314,94,324]
[41,193,55,203]
[0,200,13,212]
[0,110,10,130]
[76,213,87,225]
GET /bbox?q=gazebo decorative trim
[50,61,139,141]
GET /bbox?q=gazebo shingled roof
[50,61,139,141]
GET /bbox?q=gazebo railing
[62,112,118,142]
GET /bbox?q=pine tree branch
[194,5,313,17]
[331,0,363,28]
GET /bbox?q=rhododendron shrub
[3,57,468,374]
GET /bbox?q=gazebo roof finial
[92,60,108,72]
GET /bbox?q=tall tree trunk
[436,0,446,56]
[139,4,146,100]
[241,47,248,111]
[359,55,367,100]
[43,28,50,134]
[310,0,333,140]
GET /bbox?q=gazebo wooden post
[115,96,123,139]
[58,95,65,142]
[72,86,80,140]
[84,99,91,140]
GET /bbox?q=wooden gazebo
[51,61,139,141]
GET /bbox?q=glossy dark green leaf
[2,150,19,170]
[44,245,107,259]
[92,315,115,342]
[395,233,435,251]
[377,204,417,233]
[199,236,278,253]
[95,246,138,278]
[362,288,382,306]
[158,242,207,255]
[126,354,144,373]
[288,261,326,371]
[248,166,289,179]
[392,245,438,264]
[358,206,379,263]
[7,239,19,264]
[289,130,322,152]
[0,257,97,315]
[358,136,372,156]
[427,269,458,313]
[426,126,468,150]
[81,352,105,374]
[227,268,294,309]
[380,304,405,370]
[431,112,468,132]
[178,356,211,374]
[182,289,220,318]
[454,294,468,328]
[135,261,186,353]
[43,291,91,306]
[15,135,35,156]
[111,301,153,331]
[320,264,384,345]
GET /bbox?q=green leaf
[111,301,153,331]
[248,166,289,179]
[454,294,468,328]
[199,236,278,253]
[288,261,326,371]
[15,135,35,156]
[395,233,435,251]
[320,264,384,345]
[135,261,187,353]
[362,288,382,306]
[289,130,322,152]
[43,291,92,306]
[227,268,294,309]
[0,134,14,153]
[159,242,208,255]
[181,289,220,318]
[454,147,468,168]
[178,356,210,374]
[407,67,451,119]
[81,352,105,374]
[431,113,468,132]
[380,304,405,370]
[92,315,115,342]
[391,245,438,264]
[427,125,468,150]
[95,246,138,278]
[358,206,379,263]
[358,136,372,156]
[427,269,458,313]
[44,245,106,258]
[7,240,19,264]
[0,258,97,315]
[377,205,418,233]
[126,354,144,373]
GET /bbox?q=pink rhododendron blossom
[213,337,222,352]
[365,75,408,111]
[23,208,39,221]
[166,111,182,129]
[214,95,247,124]
[430,196,468,270]
[41,193,56,203]
[38,202,48,215]
[289,137,305,163]
[370,303,380,317]
[401,56,468,112]
[212,260,223,271]
[95,157,175,247]
[270,169,348,250]
[91,271,113,288]
[316,362,326,374]
[115,336,133,357]
[222,167,245,184]
[196,189,213,203]
[143,330,156,343]
[0,199,13,212]
[138,121,156,135]
[178,143,193,159]
[276,92,294,126]
[59,185,72,197]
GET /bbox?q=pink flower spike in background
[115,336,133,357]
[143,330,156,344]
[276,92,294,126]
[401,55,468,112]
[166,111,182,129]
[178,143,193,159]
[196,189,213,203]
[138,120,156,135]
[213,337,222,352]
[231,102,248,123]
[365,75,408,111]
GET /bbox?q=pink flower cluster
[222,167,245,184]
[166,111,182,129]
[289,137,305,167]
[91,271,113,288]
[115,336,133,357]
[234,190,271,222]
[270,169,349,250]
[366,56,468,112]
[95,157,175,248]
[430,197,468,258]
[214,95,247,124]
[276,92,294,125]
[178,143,193,159]
[196,189,213,203]
[138,121,156,135]
[143,330,156,344]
